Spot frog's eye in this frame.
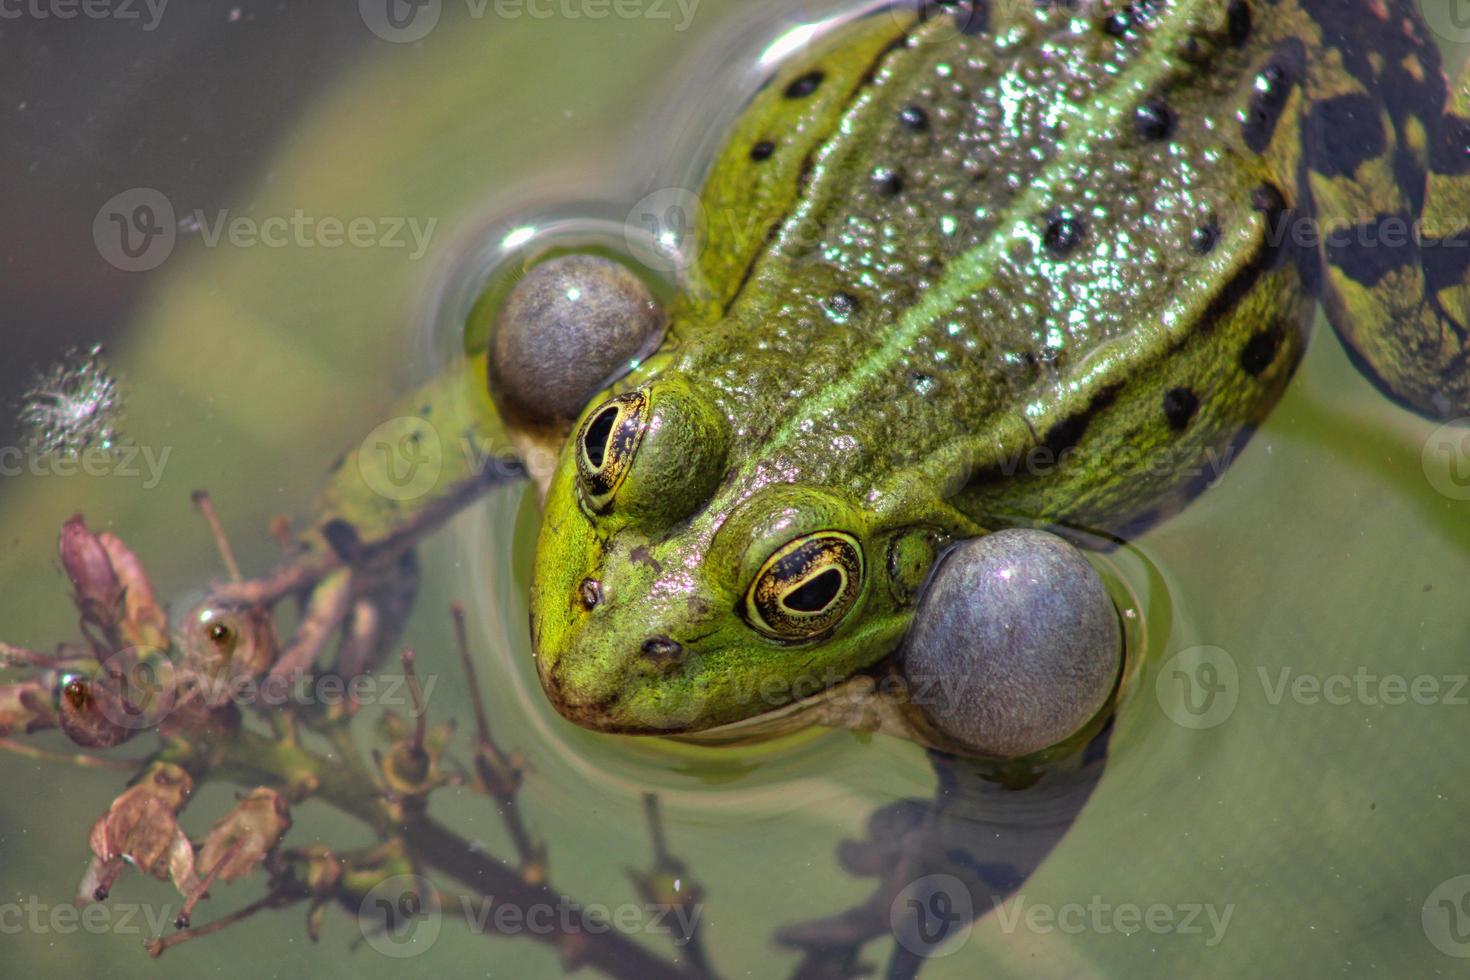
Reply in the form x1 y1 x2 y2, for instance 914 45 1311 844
575 380 729 522
575 390 650 512
745 531 864 641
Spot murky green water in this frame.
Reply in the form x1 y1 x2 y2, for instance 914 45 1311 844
3 2 1470 977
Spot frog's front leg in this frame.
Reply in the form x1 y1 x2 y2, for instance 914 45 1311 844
1301 11 1470 420
211 253 664 689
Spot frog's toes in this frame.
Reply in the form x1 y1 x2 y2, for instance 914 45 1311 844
489 254 664 427
901 529 1121 758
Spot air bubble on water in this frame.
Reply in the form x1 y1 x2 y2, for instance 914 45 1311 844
17 344 126 456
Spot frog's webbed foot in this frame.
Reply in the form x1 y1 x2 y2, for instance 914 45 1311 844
1302 12 1470 420
778 730 1113 974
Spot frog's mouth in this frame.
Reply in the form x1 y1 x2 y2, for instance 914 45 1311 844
539 645 949 750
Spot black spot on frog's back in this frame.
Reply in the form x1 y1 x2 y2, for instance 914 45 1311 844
1324 213 1417 288
1162 388 1200 430
1242 40 1305 154
1043 213 1086 255
1041 384 1122 454
1134 99 1175 141
784 70 825 99
899 104 930 132
1306 94 1386 179
1240 325 1284 377
1226 0 1251 47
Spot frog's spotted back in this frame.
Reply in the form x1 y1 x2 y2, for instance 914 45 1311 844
656 0 1470 534
674 0 1316 533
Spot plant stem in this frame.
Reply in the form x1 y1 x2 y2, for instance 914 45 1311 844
213 727 696 980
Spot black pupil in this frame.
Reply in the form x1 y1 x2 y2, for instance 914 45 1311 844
784 568 843 613
584 406 619 469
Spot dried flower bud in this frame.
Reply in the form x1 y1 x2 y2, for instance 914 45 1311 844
98 531 168 651
181 604 278 706
80 763 197 903
58 516 124 652
55 646 179 748
197 788 292 883
378 713 456 800
56 673 134 749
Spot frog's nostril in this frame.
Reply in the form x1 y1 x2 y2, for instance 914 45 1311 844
640 636 684 666
578 578 602 610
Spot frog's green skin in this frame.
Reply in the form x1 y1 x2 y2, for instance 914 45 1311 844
527 0 1470 736
299 0 1470 739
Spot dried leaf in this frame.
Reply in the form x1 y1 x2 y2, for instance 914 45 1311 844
197 788 292 883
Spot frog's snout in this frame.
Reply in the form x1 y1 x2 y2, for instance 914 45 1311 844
536 600 694 733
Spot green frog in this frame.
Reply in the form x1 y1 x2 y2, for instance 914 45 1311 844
269 0 1470 754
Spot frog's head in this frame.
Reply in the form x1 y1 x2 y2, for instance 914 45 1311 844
530 376 929 734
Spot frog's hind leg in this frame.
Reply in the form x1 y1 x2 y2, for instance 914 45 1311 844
1299 1 1470 420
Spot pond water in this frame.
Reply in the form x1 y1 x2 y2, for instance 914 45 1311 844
2 1 1469 977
